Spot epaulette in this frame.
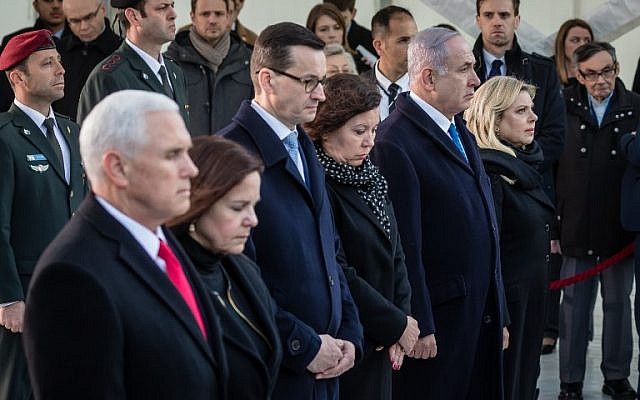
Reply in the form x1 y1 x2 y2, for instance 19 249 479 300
100 53 123 72
53 111 72 120
0 113 14 129
530 52 554 65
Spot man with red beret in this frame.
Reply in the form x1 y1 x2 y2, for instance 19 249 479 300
76 0 190 127
0 29 86 400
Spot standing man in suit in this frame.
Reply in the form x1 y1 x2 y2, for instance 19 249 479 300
0 29 85 400
219 22 363 400
371 27 508 400
76 0 190 126
361 6 417 121
23 90 227 399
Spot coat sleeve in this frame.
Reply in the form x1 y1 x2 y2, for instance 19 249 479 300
0 136 22 303
535 65 566 174
372 139 435 336
24 263 126 399
620 131 640 166
76 73 119 125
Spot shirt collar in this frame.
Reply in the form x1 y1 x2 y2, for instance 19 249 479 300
588 90 614 108
374 61 410 92
95 195 166 261
13 99 55 131
482 49 505 76
126 38 166 74
409 92 454 135
250 99 296 141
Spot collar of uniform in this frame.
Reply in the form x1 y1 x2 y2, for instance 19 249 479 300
409 92 454 137
13 99 56 135
250 99 296 141
125 37 167 79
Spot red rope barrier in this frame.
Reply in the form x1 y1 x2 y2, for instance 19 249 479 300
549 242 636 290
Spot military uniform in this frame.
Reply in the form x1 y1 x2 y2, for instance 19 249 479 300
77 42 190 126
0 105 85 400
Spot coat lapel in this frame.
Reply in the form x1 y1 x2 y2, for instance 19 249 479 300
122 42 165 93
9 105 67 184
82 196 216 366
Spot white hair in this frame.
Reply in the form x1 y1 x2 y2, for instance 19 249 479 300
79 90 180 184
408 27 459 81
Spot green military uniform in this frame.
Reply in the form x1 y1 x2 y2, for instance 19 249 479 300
0 104 85 399
77 42 190 126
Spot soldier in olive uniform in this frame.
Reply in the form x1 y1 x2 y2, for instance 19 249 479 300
77 0 190 127
0 30 86 400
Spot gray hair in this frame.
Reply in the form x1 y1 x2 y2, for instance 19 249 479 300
80 90 179 184
323 43 357 75
408 27 460 81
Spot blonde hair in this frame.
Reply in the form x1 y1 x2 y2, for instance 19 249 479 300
464 76 536 158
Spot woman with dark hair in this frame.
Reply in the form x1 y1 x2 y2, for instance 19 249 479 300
306 3 367 73
465 76 555 400
554 19 594 87
303 73 419 400
167 136 282 400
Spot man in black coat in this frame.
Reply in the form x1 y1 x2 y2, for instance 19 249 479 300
23 90 227 399
371 27 508 400
0 30 85 400
555 41 639 400
165 0 253 136
53 0 121 120
77 0 190 126
0 0 70 112
219 22 363 400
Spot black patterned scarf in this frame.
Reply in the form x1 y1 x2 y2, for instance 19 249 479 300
315 144 391 238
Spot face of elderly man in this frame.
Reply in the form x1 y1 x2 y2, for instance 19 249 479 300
430 35 481 119
575 50 618 102
122 111 198 229
63 0 106 43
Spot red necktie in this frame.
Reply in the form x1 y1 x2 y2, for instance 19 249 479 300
158 240 207 339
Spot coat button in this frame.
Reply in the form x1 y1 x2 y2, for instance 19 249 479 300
614 127 619 133
546 254 550 262
587 250 594 256
580 147 587 153
629 111 633 116
611 150 617 156
290 339 301 352
545 224 550 232
69 190 74 198
483 315 492 324
580 124 586 130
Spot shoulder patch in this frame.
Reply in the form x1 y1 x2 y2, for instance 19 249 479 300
101 54 122 72
53 111 71 120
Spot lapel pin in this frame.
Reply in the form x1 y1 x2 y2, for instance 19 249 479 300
30 164 49 173
173 72 177 80
142 72 149 80
23 128 31 136
66 126 71 135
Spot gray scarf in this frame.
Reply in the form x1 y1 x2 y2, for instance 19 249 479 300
188 25 230 74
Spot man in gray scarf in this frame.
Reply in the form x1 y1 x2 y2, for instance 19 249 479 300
166 0 253 136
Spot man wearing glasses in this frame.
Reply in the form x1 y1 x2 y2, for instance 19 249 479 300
555 41 640 400
54 0 121 120
219 22 363 400
76 0 190 128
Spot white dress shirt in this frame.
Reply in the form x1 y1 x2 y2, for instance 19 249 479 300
125 38 172 90
374 61 410 121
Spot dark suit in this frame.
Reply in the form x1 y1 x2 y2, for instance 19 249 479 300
76 42 190 126
347 20 375 56
23 195 227 399
325 177 411 400
219 101 363 400
371 93 507 400
0 105 85 400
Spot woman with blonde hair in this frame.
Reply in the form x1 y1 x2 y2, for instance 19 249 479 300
465 76 555 400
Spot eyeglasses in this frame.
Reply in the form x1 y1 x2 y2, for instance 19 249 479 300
263 67 326 93
67 3 102 25
578 65 617 81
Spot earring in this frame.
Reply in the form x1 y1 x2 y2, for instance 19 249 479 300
189 222 197 233
495 127 501 136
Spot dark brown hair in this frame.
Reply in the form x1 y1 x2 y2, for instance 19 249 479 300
167 136 263 227
323 0 355 12
303 73 381 140
371 5 413 39
306 3 348 48
574 41 617 66
476 0 519 16
554 19 594 85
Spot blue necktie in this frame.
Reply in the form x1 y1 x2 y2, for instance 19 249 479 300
488 59 503 79
283 131 305 181
448 123 468 163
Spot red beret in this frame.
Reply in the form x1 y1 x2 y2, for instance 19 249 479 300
0 29 56 71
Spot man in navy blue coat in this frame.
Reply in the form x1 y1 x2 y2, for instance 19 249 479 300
371 27 508 399
218 22 363 400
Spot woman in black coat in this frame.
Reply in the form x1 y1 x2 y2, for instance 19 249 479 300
303 74 419 400
465 76 555 400
168 136 282 400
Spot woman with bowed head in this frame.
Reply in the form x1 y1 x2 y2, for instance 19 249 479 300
465 76 555 400
303 73 419 400
167 136 282 400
